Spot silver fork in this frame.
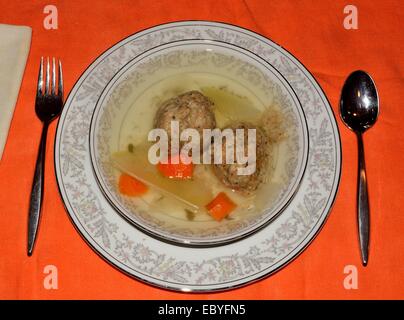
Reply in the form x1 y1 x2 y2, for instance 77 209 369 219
27 57 63 256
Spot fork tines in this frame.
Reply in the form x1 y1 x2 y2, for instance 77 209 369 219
37 57 63 99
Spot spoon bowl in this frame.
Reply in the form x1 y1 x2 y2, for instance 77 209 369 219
340 70 379 132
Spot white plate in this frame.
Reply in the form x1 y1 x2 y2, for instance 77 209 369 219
89 39 309 246
55 21 341 292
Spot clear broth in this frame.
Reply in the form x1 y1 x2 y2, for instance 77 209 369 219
112 72 286 223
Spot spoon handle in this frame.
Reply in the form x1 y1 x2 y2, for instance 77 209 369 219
357 132 370 266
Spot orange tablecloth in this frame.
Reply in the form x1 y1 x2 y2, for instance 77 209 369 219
0 0 403 299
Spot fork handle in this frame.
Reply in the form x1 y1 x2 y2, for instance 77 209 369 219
27 122 49 256
357 132 370 266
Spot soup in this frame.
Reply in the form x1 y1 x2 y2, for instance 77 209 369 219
111 72 286 224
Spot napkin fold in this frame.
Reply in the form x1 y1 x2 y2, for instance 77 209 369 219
0 24 31 161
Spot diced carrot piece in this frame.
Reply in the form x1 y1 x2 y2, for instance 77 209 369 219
118 173 148 196
157 153 193 179
206 192 236 221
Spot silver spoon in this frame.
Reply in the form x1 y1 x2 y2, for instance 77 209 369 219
340 70 379 266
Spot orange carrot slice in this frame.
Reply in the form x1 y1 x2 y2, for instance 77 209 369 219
206 192 236 221
157 154 193 179
118 173 148 196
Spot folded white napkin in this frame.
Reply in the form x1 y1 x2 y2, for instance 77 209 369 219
0 24 31 161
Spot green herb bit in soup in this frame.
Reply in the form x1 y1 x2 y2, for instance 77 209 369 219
185 209 195 221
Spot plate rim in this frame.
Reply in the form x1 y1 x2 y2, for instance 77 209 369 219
54 20 342 292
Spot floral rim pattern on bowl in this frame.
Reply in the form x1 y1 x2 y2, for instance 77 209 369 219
55 21 341 292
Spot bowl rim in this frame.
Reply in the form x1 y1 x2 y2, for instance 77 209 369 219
88 38 310 247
